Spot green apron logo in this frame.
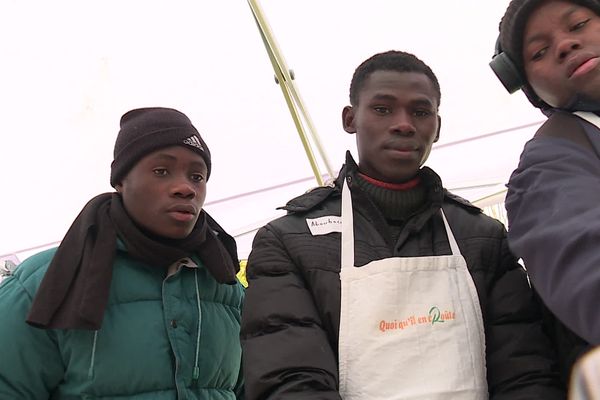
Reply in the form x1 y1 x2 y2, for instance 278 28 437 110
429 306 444 325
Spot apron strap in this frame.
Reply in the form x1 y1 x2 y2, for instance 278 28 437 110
341 177 354 270
440 209 461 256
574 111 600 129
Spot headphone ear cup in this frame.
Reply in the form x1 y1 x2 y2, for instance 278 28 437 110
490 35 525 94
489 52 525 94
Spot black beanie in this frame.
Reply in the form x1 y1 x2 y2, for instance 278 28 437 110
499 0 600 108
110 107 211 187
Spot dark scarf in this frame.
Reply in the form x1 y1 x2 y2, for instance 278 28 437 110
26 193 239 330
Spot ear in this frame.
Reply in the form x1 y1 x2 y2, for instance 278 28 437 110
342 105 356 134
434 115 441 143
115 183 123 193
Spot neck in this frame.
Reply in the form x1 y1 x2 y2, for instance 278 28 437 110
355 172 426 223
358 172 421 190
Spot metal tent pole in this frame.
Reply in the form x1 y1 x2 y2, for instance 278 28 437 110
247 0 334 185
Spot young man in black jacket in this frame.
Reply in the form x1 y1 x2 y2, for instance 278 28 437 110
242 50 564 399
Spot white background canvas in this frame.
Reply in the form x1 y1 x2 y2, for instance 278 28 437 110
0 0 542 260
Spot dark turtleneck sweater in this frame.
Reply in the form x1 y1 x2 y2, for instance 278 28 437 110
356 172 429 245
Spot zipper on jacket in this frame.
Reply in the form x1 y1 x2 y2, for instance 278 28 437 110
162 274 184 398
87 330 98 379
192 269 202 382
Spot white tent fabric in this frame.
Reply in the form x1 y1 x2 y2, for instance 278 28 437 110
0 0 543 261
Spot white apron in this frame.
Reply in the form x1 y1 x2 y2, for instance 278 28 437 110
338 179 488 400
574 111 600 131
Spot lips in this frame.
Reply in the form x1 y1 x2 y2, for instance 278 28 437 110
567 54 599 78
166 204 198 216
385 140 419 152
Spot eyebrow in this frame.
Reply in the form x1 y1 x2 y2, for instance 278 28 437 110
371 94 397 102
153 153 177 161
525 6 580 45
152 153 207 169
411 98 435 108
370 93 435 107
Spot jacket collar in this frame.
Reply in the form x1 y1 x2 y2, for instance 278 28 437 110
280 151 354 213
281 150 480 214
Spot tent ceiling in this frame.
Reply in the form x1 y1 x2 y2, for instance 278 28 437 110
0 0 539 259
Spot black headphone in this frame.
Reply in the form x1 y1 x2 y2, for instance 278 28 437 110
489 35 551 110
489 36 525 94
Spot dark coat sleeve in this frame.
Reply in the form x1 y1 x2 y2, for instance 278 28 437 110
506 136 600 345
240 225 341 400
483 232 565 399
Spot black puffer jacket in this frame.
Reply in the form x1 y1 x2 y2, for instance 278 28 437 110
241 155 564 400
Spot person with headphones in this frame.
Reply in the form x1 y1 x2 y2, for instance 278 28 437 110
490 0 600 369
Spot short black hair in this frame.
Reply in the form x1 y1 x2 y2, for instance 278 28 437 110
349 50 441 107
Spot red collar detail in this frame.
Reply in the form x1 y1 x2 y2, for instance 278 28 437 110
358 172 421 190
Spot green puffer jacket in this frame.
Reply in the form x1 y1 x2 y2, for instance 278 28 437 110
0 246 245 399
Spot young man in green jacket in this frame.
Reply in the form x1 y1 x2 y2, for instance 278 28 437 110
0 107 244 399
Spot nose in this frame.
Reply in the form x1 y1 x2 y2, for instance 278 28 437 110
390 110 416 136
556 36 582 60
171 178 196 199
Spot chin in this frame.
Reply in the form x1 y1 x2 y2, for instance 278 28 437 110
144 226 192 241
168 230 194 240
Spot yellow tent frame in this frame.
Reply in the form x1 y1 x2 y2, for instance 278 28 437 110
247 0 334 185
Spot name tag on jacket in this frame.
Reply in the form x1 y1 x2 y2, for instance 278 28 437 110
306 216 342 236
